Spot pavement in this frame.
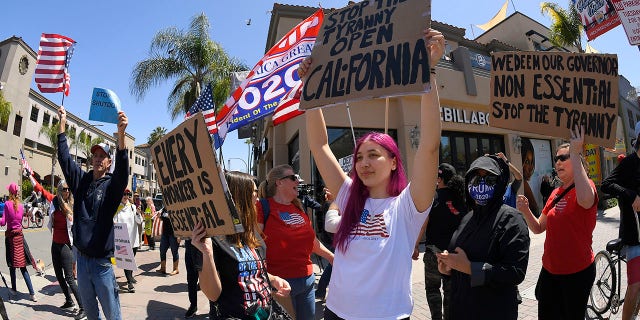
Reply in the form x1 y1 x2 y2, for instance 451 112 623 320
0 205 626 319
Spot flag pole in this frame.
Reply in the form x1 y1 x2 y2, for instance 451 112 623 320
384 98 389 134
346 103 356 148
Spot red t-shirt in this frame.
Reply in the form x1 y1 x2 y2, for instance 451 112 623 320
52 210 71 245
256 198 315 279
541 180 598 275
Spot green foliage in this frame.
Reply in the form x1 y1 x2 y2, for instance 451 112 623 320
147 126 167 145
540 1 584 52
130 13 248 120
21 179 33 200
0 91 12 127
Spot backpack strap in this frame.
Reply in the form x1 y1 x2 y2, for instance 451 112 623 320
259 198 270 227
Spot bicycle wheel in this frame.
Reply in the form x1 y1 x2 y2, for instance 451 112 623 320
21 215 30 229
589 250 616 314
35 212 44 228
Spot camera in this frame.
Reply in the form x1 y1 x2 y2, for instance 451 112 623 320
297 184 315 197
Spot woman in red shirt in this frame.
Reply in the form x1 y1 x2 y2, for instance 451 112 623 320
257 164 334 319
47 180 84 319
517 126 597 319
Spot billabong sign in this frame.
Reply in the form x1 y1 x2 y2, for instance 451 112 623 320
301 0 432 110
490 51 619 147
151 114 243 237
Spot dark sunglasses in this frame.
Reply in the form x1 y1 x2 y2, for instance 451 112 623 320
124 193 132 196
280 174 298 182
62 187 70 192
554 154 570 162
470 175 499 187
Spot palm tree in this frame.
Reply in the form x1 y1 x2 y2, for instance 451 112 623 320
39 123 60 193
147 126 167 145
0 91 11 130
540 1 584 53
130 13 248 120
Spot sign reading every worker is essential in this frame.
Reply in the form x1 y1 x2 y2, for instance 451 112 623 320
151 113 243 237
300 0 432 110
490 51 619 147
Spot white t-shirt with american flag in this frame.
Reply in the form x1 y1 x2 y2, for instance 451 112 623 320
327 178 430 320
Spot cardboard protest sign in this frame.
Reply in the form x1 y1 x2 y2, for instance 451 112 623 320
89 88 121 124
490 51 619 147
151 113 244 237
114 223 136 271
300 0 431 110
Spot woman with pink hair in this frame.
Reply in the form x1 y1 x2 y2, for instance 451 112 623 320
1 183 37 302
300 28 444 319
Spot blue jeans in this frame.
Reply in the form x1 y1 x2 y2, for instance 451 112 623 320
9 267 34 295
285 273 315 320
76 252 121 320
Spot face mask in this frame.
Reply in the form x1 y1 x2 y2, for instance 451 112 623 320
468 177 496 206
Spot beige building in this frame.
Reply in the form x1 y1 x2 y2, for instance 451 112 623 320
0 36 158 197
251 4 639 208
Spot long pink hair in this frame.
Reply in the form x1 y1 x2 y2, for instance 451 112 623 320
334 132 407 252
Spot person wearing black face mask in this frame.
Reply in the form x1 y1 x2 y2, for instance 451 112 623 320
436 155 530 320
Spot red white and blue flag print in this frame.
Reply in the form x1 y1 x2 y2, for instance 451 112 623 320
35 33 76 96
210 9 324 149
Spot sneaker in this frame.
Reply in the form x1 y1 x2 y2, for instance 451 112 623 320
118 284 130 293
30 294 37 302
185 305 197 318
74 309 86 320
60 300 76 309
127 284 135 293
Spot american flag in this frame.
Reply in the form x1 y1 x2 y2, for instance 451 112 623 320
272 81 305 126
185 83 217 133
34 33 76 96
278 212 305 226
353 213 390 238
115 245 128 256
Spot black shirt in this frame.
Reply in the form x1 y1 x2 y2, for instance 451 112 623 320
602 152 640 245
425 188 467 251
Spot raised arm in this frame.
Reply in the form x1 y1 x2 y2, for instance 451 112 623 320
300 58 348 195
409 28 444 212
570 126 595 209
191 222 222 301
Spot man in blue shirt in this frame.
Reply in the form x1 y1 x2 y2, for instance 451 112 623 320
57 106 129 320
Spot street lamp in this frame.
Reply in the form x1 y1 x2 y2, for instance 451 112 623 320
75 124 103 164
227 158 248 173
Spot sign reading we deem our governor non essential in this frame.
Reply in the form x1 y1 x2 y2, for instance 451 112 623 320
151 113 243 237
300 0 432 110
490 51 619 148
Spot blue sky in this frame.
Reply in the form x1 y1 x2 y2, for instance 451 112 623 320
2 0 638 173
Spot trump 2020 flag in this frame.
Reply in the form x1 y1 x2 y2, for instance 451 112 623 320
210 9 324 149
89 88 122 124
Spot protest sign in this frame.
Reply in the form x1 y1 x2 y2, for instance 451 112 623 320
573 0 621 40
114 223 136 271
89 87 121 124
151 113 243 237
490 51 619 147
300 0 432 110
584 144 603 185
611 0 640 45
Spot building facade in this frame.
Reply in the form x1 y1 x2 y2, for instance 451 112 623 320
251 4 639 210
0 36 158 197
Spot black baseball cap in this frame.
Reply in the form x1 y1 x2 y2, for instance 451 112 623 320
438 163 456 183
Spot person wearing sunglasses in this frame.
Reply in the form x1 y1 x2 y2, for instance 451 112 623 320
516 126 597 319
256 164 334 319
436 154 530 320
600 121 640 320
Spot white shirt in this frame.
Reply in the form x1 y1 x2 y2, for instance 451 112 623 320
113 202 142 248
326 179 430 320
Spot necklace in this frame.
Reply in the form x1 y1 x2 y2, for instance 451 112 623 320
361 198 388 223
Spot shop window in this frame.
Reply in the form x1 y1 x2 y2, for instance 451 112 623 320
440 136 451 164
288 134 300 173
442 131 505 173
12 115 22 136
